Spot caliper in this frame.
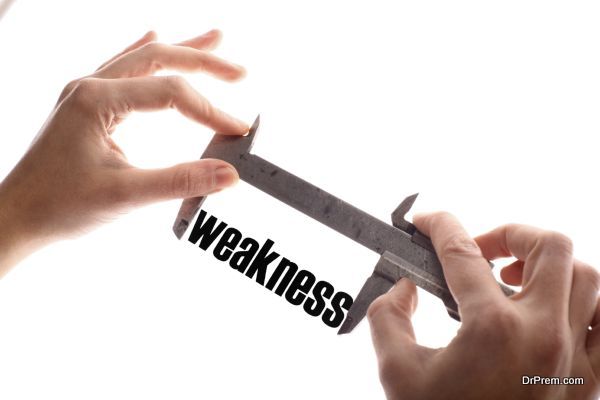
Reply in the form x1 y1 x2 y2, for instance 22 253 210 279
173 116 515 334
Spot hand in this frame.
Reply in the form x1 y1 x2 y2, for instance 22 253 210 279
0 30 248 274
367 212 600 400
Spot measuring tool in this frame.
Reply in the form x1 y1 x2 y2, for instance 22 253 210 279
173 116 515 334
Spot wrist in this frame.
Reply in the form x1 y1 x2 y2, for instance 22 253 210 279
0 179 41 276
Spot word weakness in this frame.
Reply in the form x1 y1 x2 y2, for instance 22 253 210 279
188 210 354 328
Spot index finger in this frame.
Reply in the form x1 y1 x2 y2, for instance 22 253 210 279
412 212 505 314
68 76 248 135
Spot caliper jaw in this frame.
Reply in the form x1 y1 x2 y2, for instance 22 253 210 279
337 194 460 335
172 116 261 239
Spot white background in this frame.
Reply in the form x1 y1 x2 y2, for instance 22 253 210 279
0 1 599 399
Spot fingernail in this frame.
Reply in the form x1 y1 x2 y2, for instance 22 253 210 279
203 29 222 48
224 64 247 81
235 64 247 76
206 29 221 37
144 30 157 40
237 119 250 133
214 165 239 188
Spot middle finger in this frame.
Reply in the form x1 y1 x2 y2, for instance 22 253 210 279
94 42 245 81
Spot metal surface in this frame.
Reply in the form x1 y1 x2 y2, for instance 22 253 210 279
339 251 461 334
174 115 515 333
337 253 402 334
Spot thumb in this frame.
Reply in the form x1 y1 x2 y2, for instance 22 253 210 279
367 279 432 388
126 158 239 204
367 278 419 352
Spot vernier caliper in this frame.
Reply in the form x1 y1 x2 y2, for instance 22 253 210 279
173 116 515 334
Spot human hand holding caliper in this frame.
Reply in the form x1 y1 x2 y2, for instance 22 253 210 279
368 212 600 400
0 30 247 274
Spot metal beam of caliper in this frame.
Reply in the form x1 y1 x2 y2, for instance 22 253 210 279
173 116 515 334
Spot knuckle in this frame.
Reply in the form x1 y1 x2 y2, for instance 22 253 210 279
141 41 165 55
74 77 97 93
575 262 600 289
366 296 388 322
538 231 573 256
169 166 214 198
171 166 193 198
66 78 101 109
430 210 452 219
164 75 187 93
502 223 523 234
530 324 570 370
159 76 189 109
488 306 521 338
140 42 166 72
468 304 521 342
440 235 481 262
163 76 191 109
59 79 81 102
367 294 412 323
426 211 453 225
200 99 216 122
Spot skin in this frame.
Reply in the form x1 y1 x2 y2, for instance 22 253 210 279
0 29 248 275
1 30 598 399
368 212 600 399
